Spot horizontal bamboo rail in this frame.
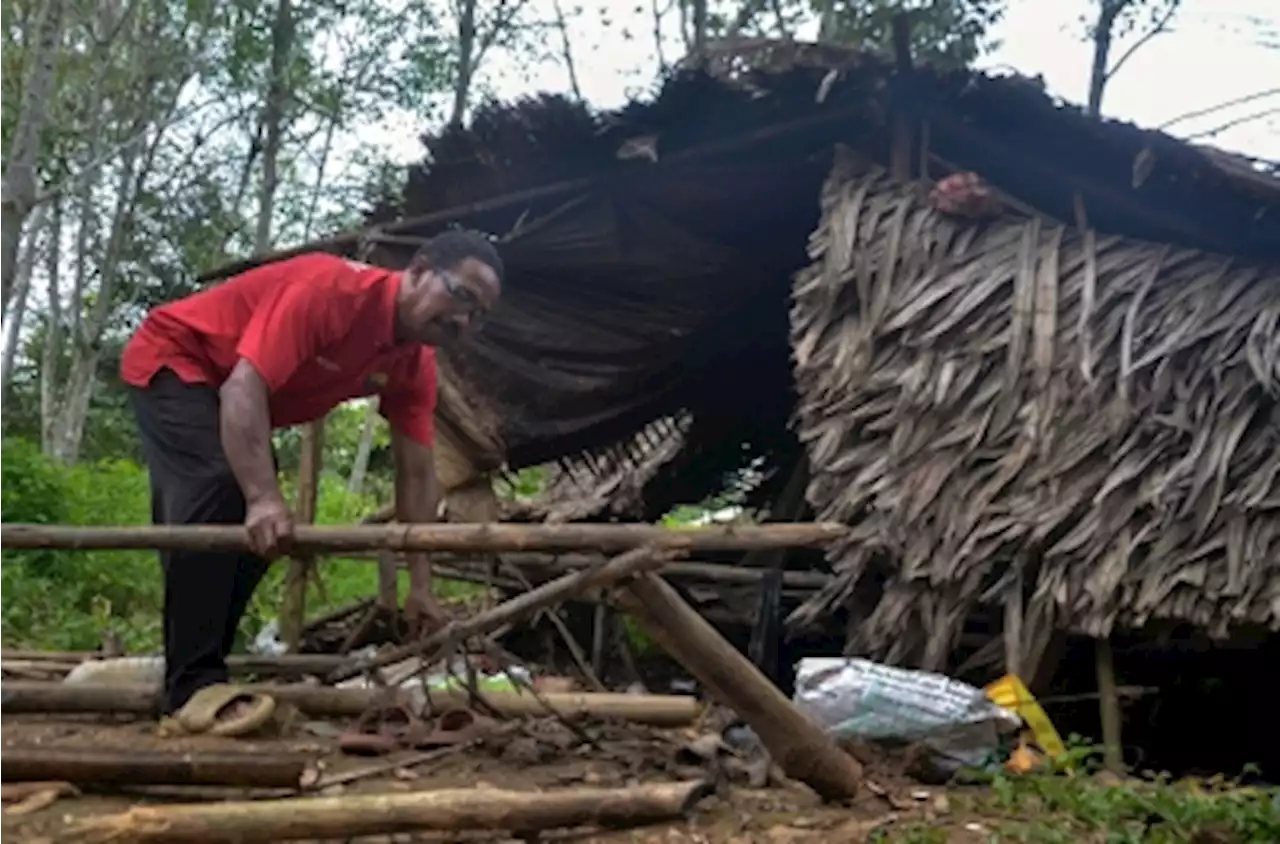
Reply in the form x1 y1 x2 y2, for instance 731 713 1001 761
348 551 834 589
0 522 847 553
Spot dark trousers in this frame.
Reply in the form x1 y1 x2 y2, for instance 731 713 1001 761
128 370 270 715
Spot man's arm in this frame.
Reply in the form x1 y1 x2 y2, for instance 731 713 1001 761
391 429 447 633
220 360 283 506
222 257 358 556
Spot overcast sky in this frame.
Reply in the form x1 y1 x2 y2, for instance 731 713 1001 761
362 0 1278 166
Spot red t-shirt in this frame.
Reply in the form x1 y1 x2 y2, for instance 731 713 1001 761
120 252 437 446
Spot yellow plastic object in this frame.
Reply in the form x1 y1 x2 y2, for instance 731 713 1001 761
985 674 1066 759
1005 733 1047 774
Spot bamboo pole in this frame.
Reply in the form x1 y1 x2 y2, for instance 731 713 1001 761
0 652 350 677
68 780 712 842
280 419 325 650
367 551 834 588
0 522 848 553
2 747 310 789
615 573 864 802
0 682 700 726
328 546 673 682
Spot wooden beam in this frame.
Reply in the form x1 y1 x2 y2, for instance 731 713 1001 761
1094 636 1124 774
280 419 325 650
614 573 863 802
2 748 311 789
67 781 712 842
0 522 848 553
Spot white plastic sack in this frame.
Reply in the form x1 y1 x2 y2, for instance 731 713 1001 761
793 657 1021 772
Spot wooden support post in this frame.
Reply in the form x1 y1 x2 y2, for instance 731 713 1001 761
1094 636 1124 774
68 780 712 843
591 601 612 681
1003 566 1025 678
376 550 399 609
614 573 863 802
280 419 325 651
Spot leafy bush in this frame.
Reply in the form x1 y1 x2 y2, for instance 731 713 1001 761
1 438 396 652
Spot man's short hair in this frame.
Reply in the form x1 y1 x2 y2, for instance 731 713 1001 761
412 229 504 286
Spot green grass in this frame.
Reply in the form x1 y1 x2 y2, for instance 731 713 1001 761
876 750 1279 844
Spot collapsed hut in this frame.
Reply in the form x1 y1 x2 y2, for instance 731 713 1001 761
199 40 1280 771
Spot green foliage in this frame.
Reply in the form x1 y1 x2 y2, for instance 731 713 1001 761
0 438 420 652
2 438 158 650
495 465 549 501
819 0 1006 69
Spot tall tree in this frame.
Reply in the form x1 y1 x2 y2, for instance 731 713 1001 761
1085 0 1182 116
1 0 65 315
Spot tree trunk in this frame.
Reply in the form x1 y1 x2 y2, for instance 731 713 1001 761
48 126 147 464
346 399 379 495
551 0 582 100
39 198 64 454
0 0 64 314
0 204 47 395
1087 1 1128 117
254 0 293 255
450 0 478 128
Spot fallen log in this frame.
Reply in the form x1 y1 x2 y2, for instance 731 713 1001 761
0 681 700 726
615 573 864 802
329 546 673 682
0 521 847 553
67 780 713 842
2 747 310 789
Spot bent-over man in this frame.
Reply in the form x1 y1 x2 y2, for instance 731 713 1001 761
119 230 503 718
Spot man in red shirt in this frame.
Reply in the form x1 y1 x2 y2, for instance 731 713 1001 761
120 230 503 717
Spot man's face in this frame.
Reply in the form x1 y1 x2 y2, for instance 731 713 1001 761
396 256 501 347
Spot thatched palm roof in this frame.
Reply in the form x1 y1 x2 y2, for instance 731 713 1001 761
202 42 1279 651
348 41 1278 486
789 148 1279 670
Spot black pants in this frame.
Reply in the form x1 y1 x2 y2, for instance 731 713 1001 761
129 370 270 715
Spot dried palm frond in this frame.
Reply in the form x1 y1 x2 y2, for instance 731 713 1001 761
789 147 1280 670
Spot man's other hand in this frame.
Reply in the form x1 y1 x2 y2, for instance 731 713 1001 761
245 494 295 559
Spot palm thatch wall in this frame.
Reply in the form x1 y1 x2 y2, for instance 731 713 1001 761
789 147 1280 672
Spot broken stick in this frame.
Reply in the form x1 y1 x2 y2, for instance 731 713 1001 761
329 545 673 682
1 747 311 789
68 780 713 842
615 572 864 802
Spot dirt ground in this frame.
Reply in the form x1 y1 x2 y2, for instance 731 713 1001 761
0 712 999 843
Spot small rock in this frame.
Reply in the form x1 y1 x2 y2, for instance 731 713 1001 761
933 793 951 814
910 789 931 801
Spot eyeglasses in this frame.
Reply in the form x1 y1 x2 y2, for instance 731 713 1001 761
438 270 488 324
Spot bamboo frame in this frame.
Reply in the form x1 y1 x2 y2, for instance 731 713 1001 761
0 521 848 553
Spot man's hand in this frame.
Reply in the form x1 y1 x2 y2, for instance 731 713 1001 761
245 493 295 560
404 582 451 640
